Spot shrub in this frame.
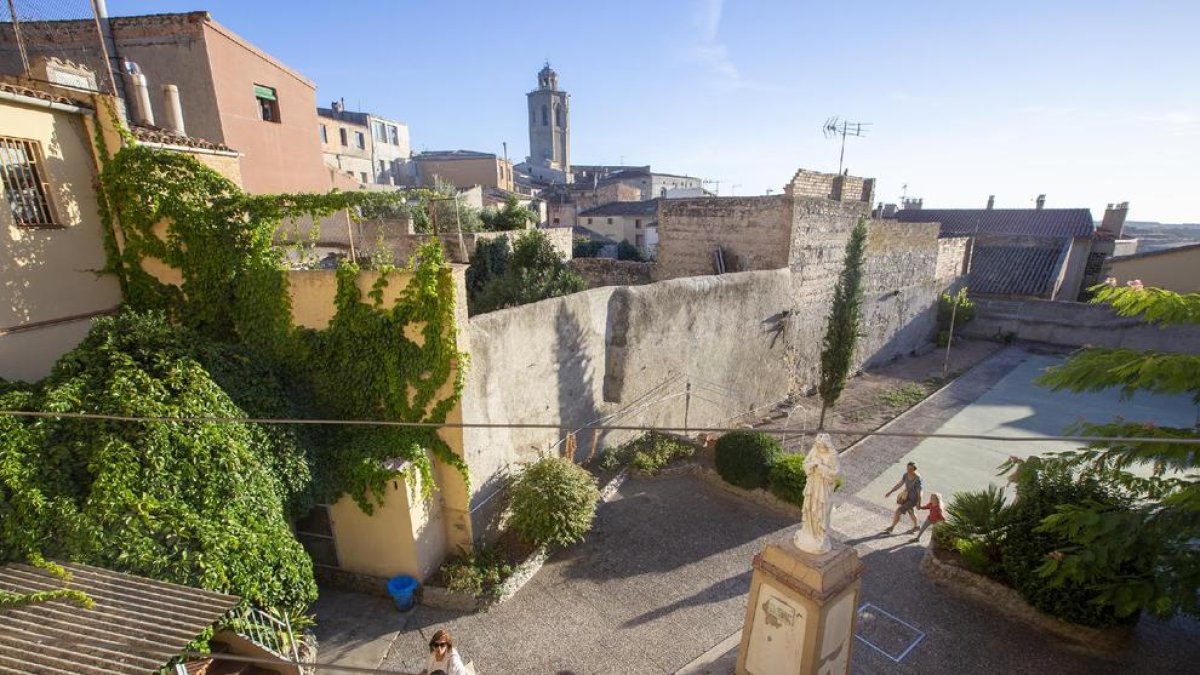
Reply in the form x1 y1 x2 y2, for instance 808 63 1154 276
616 240 645 261
437 544 514 598
1000 458 1139 628
944 484 1011 577
600 432 694 475
931 521 957 554
471 230 586 314
509 458 599 548
714 431 782 490
768 454 807 505
937 287 976 346
573 238 604 258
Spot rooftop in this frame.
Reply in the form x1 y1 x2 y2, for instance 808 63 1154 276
579 199 660 217
0 562 240 675
0 80 91 108
130 124 237 154
968 241 1067 297
414 149 499 161
896 208 1095 239
1110 241 1200 261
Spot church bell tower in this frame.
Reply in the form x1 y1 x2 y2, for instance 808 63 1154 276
527 63 570 176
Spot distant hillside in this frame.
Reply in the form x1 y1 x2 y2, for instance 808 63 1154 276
1121 221 1200 254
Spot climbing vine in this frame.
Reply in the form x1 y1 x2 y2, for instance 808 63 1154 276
0 123 471 615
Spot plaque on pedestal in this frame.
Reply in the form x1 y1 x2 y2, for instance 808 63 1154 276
736 542 864 675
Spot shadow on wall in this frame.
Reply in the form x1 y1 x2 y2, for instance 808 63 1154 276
556 303 603 462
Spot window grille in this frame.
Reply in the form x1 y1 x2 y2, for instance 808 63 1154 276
0 137 58 227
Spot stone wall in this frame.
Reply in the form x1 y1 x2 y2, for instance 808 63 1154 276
569 258 654 287
964 297 1200 351
784 168 875 204
461 219 957 534
936 237 970 281
655 195 792 279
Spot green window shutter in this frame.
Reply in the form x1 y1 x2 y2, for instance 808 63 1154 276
254 84 277 101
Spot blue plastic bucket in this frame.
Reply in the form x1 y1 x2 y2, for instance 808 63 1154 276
386 575 418 611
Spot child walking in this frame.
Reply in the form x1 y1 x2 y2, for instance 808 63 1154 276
913 492 944 542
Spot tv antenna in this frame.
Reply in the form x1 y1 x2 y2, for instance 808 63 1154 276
823 117 871 175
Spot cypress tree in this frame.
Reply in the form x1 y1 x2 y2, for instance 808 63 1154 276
818 216 868 428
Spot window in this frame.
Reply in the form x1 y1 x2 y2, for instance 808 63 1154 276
355 131 365 149
254 84 279 123
378 160 386 180
607 218 613 224
635 219 642 229
636 235 644 248
555 104 563 128
553 217 560 225
541 104 548 126
359 172 367 183
319 124 327 143
388 125 399 145
339 128 348 146
1 137 58 227
373 121 386 141
587 217 592 225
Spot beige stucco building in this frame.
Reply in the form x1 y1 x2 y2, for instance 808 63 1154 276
0 82 122 382
414 150 514 192
1105 243 1200 293
578 199 660 255
318 99 410 186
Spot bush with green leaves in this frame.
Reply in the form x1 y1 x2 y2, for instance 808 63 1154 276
616 240 645 262
767 454 807 505
0 311 316 613
480 195 537 232
818 217 868 427
942 484 1011 577
437 544 514 598
509 457 599 548
573 238 604 258
999 457 1140 628
937 287 976 347
598 432 694 475
715 431 782 490
470 230 586 314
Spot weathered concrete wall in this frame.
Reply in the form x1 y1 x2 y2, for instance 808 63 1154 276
656 195 792 279
462 222 956 534
460 288 618 531
1106 245 1200 293
963 297 1200 351
569 258 654 287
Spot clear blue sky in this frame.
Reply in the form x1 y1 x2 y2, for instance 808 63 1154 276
108 0 1199 223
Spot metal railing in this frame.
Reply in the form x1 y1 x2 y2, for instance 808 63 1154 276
228 605 302 665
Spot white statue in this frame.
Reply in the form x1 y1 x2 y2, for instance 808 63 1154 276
794 433 841 554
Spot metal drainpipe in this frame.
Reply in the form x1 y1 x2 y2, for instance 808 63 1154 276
91 0 132 106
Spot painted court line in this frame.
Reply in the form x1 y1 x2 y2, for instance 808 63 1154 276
855 602 926 663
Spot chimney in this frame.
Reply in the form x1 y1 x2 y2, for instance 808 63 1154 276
1035 194 1046 210
162 84 185 135
123 70 154 126
902 197 923 211
332 98 343 113
986 195 995 210
1099 201 1130 238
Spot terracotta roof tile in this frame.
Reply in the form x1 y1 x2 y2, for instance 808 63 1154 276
0 81 92 108
0 562 240 675
130 124 237 153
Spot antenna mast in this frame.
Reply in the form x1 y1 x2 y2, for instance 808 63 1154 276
822 117 871 174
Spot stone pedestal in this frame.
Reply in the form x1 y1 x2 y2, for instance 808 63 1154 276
736 542 864 675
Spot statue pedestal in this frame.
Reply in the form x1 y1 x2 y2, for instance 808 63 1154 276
736 542 864 675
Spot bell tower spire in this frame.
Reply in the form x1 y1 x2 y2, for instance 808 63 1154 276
527 63 570 180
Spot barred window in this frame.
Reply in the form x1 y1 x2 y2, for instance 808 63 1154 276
1 137 58 227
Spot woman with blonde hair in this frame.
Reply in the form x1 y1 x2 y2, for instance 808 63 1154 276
423 629 467 675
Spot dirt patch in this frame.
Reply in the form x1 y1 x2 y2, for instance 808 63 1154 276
757 338 1003 453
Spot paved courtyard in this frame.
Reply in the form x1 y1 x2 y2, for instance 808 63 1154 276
315 345 1200 674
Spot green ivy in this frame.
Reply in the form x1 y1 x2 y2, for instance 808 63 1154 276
0 128 470 616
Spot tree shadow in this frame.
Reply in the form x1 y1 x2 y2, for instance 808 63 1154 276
622 570 752 627
555 302 604 462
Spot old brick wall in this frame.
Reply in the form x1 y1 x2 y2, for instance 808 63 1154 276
569 258 654 287
655 195 792 279
784 168 875 204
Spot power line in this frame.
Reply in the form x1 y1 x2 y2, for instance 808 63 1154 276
1 409 1196 445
